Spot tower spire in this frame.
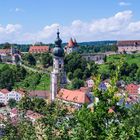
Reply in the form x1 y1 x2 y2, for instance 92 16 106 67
57 28 60 38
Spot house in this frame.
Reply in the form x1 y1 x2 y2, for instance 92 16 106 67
103 79 111 88
0 49 11 59
0 47 21 64
126 83 139 95
9 108 43 124
117 40 140 53
65 38 79 54
99 82 107 91
0 89 10 104
86 78 94 88
25 110 43 123
10 108 18 118
56 88 91 108
29 46 50 54
116 80 126 88
0 89 25 105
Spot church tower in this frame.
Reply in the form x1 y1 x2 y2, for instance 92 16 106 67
50 30 67 102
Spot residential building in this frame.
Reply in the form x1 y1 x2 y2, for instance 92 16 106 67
126 83 139 95
99 82 107 91
9 108 43 124
56 88 91 107
0 89 10 104
0 46 21 64
0 89 24 105
117 40 140 53
29 46 50 53
65 38 79 54
25 110 43 123
86 78 94 88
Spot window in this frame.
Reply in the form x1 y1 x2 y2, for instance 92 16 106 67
59 64 61 68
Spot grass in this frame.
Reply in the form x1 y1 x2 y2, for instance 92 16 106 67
98 53 140 73
14 73 50 91
35 74 50 90
107 54 140 67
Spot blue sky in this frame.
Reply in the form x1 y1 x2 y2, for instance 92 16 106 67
0 0 140 43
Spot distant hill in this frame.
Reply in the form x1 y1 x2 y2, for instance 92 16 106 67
78 40 117 46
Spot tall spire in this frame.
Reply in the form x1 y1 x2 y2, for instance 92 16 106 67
57 28 60 39
53 30 64 57
55 29 62 48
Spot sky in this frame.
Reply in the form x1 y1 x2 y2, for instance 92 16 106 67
0 0 140 43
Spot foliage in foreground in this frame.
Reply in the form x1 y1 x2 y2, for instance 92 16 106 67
2 61 140 140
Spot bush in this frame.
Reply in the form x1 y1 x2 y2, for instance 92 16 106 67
71 78 84 89
67 72 73 80
8 98 17 108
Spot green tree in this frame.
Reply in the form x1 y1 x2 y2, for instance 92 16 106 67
41 53 53 68
136 68 140 83
71 78 84 89
8 98 17 108
26 54 36 65
73 68 83 79
67 72 73 80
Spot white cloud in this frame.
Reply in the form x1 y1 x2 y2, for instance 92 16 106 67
10 8 24 13
127 21 140 32
1 10 140 43
0 24 22 34
119 1 131 6
0 24 22 43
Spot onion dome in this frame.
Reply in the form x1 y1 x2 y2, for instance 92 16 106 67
53 30 64 57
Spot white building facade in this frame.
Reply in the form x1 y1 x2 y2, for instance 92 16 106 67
0 89 24 105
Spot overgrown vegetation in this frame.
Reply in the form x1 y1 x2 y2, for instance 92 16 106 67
2 60 140 139
78 45 118 53
64 52 98 89
0 63 50 90
98 54 140 83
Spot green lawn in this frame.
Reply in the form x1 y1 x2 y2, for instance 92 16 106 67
98 53 140 73
107 53 140 67
14 73 50 91
35 74 50 90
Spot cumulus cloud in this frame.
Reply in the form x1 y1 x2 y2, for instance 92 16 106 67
0 24 22 43
1 10 140 43
119 1 131 6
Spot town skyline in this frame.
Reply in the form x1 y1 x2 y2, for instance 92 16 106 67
0 0 140 43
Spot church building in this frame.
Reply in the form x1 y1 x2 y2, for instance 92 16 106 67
50 31 92 108
50 30 67 102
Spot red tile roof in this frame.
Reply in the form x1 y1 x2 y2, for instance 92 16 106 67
0 49 11 54
0 89 10 94
10 108 18 115
26 110 43 120
126 84 139 95
16 90 25 96
57 88 90 104
29 46 49 53
117 40 140 46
